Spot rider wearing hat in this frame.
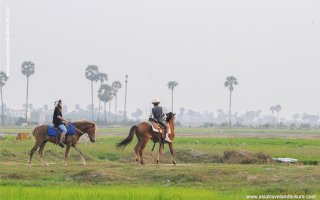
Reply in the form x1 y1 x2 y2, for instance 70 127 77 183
52 99 69 147
150 98 172 143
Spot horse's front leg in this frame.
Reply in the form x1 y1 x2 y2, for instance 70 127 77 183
156 142 163 165
63 145 71 166
168 142 176 165
73 144 86 166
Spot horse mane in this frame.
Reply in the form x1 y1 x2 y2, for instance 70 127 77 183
73 120 96 128
166 112 174 122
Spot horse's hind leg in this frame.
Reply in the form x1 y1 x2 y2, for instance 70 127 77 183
139 141 147 165
134 143 141 163
27 142 41 167
39 142 49 166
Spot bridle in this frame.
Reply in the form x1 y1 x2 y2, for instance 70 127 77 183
69 123 95 142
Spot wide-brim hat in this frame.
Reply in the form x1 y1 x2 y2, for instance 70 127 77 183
152 98 160 104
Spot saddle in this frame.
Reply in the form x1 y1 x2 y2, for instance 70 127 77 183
47 123 75 145
148 118 170 139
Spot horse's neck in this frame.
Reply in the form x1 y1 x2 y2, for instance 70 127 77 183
73 123 85 137
168 121 175 134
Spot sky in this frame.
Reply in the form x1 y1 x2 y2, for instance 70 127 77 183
0 0 319 119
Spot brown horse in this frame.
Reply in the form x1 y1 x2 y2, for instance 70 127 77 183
28 120 96 167
117 112 176 165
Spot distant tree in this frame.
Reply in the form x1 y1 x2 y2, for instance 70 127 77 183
0 71 9 125
179 107 185 122
131 108 143 120
97 72 108 122
85 65 99 121
63 105 68 114
75 104 82 112
21 61 35 123
167 81 178 112
43 104 49 111
98 84 113 125
274 105 282 127
224 76 238 126
111 81 122 122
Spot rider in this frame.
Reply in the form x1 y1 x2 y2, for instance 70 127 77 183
150 98 172 143
52 99 69 147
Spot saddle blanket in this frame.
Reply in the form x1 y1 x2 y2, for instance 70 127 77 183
147 121 171 134
47 124 76 137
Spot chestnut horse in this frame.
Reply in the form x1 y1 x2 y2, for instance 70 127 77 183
117 112 176 165
28 120 96 167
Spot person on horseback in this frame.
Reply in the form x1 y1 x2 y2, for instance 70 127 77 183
52 99 69 148
150 98 172 143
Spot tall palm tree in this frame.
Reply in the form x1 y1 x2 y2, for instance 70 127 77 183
274 104 282 128
21 61 35 123
85 65 99 121
270 106 276 127
97 72 108 122
111 81 122 122
0 71 9 125
167 81 178 112
98 84 113 125
224 76 238 126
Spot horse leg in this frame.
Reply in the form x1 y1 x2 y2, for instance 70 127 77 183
156 142 163 165
63 145 71 166
134 143 141 163
39 142 49 167
139 141 147 165
27 142 41 167
168 142 176 165
73 144 86 166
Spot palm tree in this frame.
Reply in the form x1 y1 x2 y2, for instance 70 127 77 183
111 81 122 122
85 65 99 121
21 61 35 123
274 104 282 128
0 71 9 125
97 72 108 122
167 81 178 112
98 84 113 125
224 76 238 126
270 106 276 127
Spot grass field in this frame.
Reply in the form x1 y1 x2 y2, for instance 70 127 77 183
0 128 319 199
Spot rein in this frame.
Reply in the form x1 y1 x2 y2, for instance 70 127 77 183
68 123 94 141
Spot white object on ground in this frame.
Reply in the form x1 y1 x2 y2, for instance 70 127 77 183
272 157 298 163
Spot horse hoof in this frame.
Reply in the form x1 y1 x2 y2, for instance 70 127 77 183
172 160 177 165
63 163 67 166
27 163 32 167
140 161 145 165
156 160 159 165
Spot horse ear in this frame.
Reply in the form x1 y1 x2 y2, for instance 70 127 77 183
174 113 176 116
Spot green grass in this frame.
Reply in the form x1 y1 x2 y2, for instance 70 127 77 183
1 134 320 199
0 185 250 200
1 126 320 134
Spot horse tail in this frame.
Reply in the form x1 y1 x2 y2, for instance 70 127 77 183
116 126 138 150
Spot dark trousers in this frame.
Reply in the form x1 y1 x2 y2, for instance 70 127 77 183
157 120 167 133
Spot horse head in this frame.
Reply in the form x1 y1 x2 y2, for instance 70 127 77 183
166 112 176 122
86 123 96 143
74 120 96 143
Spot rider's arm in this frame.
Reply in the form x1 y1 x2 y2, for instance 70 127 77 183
57 116 68 123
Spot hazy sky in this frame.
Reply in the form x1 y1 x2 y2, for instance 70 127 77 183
0 0 319 119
